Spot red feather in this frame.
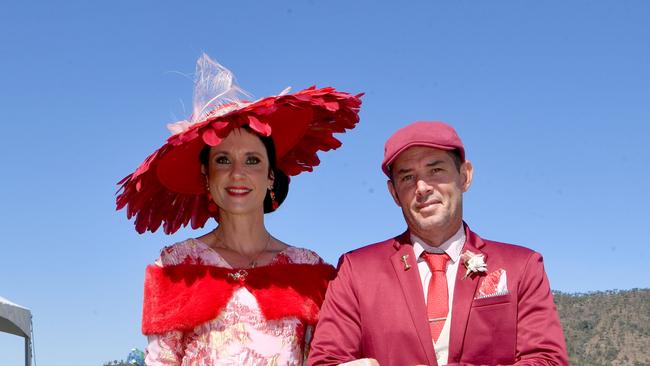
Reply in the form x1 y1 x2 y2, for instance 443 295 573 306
116 87 362 234
142 263 335 334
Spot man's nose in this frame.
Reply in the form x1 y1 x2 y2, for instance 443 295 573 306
415 179 433 198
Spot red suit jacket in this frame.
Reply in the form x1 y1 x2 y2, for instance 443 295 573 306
308 224 568 366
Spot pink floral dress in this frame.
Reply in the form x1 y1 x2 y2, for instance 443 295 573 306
144 239 324 366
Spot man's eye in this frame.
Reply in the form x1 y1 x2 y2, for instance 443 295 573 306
215 156 230 164
401 175 414 182
246 156 261 164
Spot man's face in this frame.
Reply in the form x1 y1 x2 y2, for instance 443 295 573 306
387 146 473 245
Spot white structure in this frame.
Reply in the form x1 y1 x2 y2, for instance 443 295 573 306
0 296 33 366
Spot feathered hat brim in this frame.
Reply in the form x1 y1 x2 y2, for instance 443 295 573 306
116 86 362 234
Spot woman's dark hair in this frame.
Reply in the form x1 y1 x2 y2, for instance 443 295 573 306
199 128 289 213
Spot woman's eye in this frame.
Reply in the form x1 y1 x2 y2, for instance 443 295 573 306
215 156 230 164
246 156 261 165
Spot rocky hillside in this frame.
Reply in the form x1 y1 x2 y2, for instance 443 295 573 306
554 288 650 366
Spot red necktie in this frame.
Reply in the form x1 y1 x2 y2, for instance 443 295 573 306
422 252 450 343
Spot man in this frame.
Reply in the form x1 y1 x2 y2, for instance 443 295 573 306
308 121 568 366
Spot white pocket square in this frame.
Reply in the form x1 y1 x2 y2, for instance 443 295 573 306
475 268 508 299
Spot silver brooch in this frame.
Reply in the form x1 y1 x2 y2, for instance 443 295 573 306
227 269 248 281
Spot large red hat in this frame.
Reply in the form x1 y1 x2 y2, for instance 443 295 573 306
116 55 363 234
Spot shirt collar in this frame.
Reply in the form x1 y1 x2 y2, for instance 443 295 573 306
412 225 466 264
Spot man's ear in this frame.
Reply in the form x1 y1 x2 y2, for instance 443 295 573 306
460 160 473 192
387 180 402 207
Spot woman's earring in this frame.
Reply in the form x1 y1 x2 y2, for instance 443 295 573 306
269 188 279 210
206 183 218 213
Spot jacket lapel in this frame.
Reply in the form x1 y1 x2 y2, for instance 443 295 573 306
448 224 486 363
390 233 438 366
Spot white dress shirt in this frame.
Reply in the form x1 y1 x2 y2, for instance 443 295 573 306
412 225 466 366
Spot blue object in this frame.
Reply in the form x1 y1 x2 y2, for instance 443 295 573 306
126 348 145 366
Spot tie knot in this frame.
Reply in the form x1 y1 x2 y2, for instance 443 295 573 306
422 252 450 272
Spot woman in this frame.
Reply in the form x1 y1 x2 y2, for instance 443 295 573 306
116 54 362 365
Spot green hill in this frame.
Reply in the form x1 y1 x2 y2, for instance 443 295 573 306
554 288 650 366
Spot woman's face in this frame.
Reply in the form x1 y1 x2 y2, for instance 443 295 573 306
205 128 273 216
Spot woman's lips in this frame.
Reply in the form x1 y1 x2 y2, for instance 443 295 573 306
225 186 252 196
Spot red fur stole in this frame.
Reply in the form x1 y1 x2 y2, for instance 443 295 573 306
142 263 335 335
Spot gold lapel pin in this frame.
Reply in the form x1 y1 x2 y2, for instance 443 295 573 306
401 254 411 271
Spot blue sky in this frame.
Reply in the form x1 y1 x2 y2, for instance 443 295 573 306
1 1 649 364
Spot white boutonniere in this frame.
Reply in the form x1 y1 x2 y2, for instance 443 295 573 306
461 250 487 279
